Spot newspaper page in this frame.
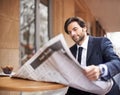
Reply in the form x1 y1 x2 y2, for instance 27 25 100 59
12 34 113 95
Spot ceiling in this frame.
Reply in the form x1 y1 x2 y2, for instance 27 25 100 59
84 0 120 32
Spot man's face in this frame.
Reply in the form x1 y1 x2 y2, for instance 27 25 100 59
67 21 86 45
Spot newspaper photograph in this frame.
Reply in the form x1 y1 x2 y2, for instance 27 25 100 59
12 34 113 95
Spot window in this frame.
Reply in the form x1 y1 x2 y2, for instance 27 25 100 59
20 0 49 65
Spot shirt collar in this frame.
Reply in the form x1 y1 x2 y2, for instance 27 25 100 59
77 36 89 50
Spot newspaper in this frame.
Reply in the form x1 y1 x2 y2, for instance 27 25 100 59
12 34 113 95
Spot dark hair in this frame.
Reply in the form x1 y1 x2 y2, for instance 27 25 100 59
64 17 86 34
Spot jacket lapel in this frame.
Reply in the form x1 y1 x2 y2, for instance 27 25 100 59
86 36 94 65
70 44 77 58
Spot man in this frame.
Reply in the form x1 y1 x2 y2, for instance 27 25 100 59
64 17 120 95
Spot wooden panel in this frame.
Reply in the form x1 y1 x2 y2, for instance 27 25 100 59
0 1 20 95
0 0 19 20
0 0 19 67
52 0 64 36
0 0 19 49
0 17 19 49
63 0 75 18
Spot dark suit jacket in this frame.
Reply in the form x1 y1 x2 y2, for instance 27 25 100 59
70 36 120 79
67 36 120 95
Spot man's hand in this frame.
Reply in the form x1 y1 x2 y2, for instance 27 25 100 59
83 65 101 81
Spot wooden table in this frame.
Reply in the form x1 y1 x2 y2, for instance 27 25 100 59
0 77 66 92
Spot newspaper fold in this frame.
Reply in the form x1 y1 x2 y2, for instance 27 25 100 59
12 34 113 95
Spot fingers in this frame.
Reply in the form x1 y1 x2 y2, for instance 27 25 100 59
83 65 100 81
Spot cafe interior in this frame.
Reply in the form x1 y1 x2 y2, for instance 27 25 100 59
0 0 120 95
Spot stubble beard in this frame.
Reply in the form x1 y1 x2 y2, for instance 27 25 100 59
73 34 85 45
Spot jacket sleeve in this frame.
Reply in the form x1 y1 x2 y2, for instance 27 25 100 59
101 37 120 80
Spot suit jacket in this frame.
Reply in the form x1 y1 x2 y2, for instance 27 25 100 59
67 36 120 95
70 36 120 80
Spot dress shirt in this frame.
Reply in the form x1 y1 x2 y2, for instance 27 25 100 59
76 36 108 77
76 36 89 67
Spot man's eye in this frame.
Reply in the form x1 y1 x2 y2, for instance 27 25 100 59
73 29 76 32
73 28 77 31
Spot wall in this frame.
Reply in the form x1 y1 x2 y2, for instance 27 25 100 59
0 0 19 71
0 0 20 95
51 0 96 47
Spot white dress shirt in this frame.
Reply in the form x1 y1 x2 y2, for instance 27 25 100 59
76 36 89 67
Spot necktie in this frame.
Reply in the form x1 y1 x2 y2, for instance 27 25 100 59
78 47 83 64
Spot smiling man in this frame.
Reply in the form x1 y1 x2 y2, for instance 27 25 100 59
64 17 120 95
